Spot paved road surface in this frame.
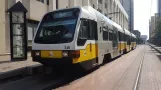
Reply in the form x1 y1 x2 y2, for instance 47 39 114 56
1 45 161 90
56 45 161 90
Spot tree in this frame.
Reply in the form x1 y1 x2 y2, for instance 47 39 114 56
153 18 161 45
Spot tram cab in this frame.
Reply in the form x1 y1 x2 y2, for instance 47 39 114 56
32 6 137 70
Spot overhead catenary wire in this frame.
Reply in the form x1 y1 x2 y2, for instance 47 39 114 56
149 0 154 20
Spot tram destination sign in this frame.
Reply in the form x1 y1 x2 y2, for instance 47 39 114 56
53 8 80 19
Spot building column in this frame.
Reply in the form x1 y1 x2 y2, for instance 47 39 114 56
69 0 75 8
92 0 98 9
0 0 7 54
102 0 105 14
48 0 56 11
82 0 90 6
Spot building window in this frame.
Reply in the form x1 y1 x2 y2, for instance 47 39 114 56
99 0 102 4
98 8 102 13
105 13 107 16
41 0 44 3
47 0 49 5
93 4 95 9
105 3 107 8
37 0 44 3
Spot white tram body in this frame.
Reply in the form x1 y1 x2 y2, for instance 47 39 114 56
32 6 137 70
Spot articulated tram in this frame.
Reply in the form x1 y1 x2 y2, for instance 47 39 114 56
32 6 137 70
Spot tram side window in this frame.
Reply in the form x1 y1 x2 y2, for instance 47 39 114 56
113 27 118 42
131 37 133 42
89 20 97 40
103 26 109 40
80 20 88 39
127 35 131 45
113 31 117 41
109 29 113 41
118 32 121 41
133 38 135 42
121 33 124 41
78 19 98 46
131 37 134 42
125 35 128 42
77 19 89 46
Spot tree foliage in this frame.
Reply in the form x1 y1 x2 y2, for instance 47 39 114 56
151 18 161 45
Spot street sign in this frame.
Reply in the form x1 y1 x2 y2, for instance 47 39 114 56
7 1 28 61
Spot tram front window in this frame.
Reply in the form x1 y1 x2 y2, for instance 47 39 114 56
34 19 77 44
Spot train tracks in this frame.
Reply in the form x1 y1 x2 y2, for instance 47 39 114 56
0 63 96 90
0 45 147 90
133 47 145 90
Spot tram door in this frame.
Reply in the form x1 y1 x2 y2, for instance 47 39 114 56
113 27 119 57
96 19 104 64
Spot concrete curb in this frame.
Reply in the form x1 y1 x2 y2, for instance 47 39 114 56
0 64 42 80
0 52 31 57
0 67 27 80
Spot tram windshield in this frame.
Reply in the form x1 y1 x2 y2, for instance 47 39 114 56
34 9 80 44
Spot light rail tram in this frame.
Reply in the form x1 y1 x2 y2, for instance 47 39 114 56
32 6 137 70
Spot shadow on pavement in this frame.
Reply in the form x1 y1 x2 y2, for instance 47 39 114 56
149 46 161 61
0 60 11 64
45 66 98 90
0 64 98 90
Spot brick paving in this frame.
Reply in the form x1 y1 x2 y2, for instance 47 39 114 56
138 45 161 90
56 45 161 90
56 46 144 90
1 45 161 90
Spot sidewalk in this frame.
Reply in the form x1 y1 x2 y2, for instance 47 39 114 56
138 45 161 90
0 53 39 74
148 43 161 53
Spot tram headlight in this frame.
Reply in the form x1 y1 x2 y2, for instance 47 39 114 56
35 51 40 56
63 51 68 57
31 50 40 57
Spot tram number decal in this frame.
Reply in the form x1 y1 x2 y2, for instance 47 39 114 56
64 46 70 49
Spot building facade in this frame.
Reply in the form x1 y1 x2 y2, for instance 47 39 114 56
120 0 134 31
141 35 148 42
0 0 128 54
149 13 159 39
149 16 155 39
133 30 141 38
57 0 128 30
0 0 54 54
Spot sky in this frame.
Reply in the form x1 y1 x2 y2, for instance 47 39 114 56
134 0 157 38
